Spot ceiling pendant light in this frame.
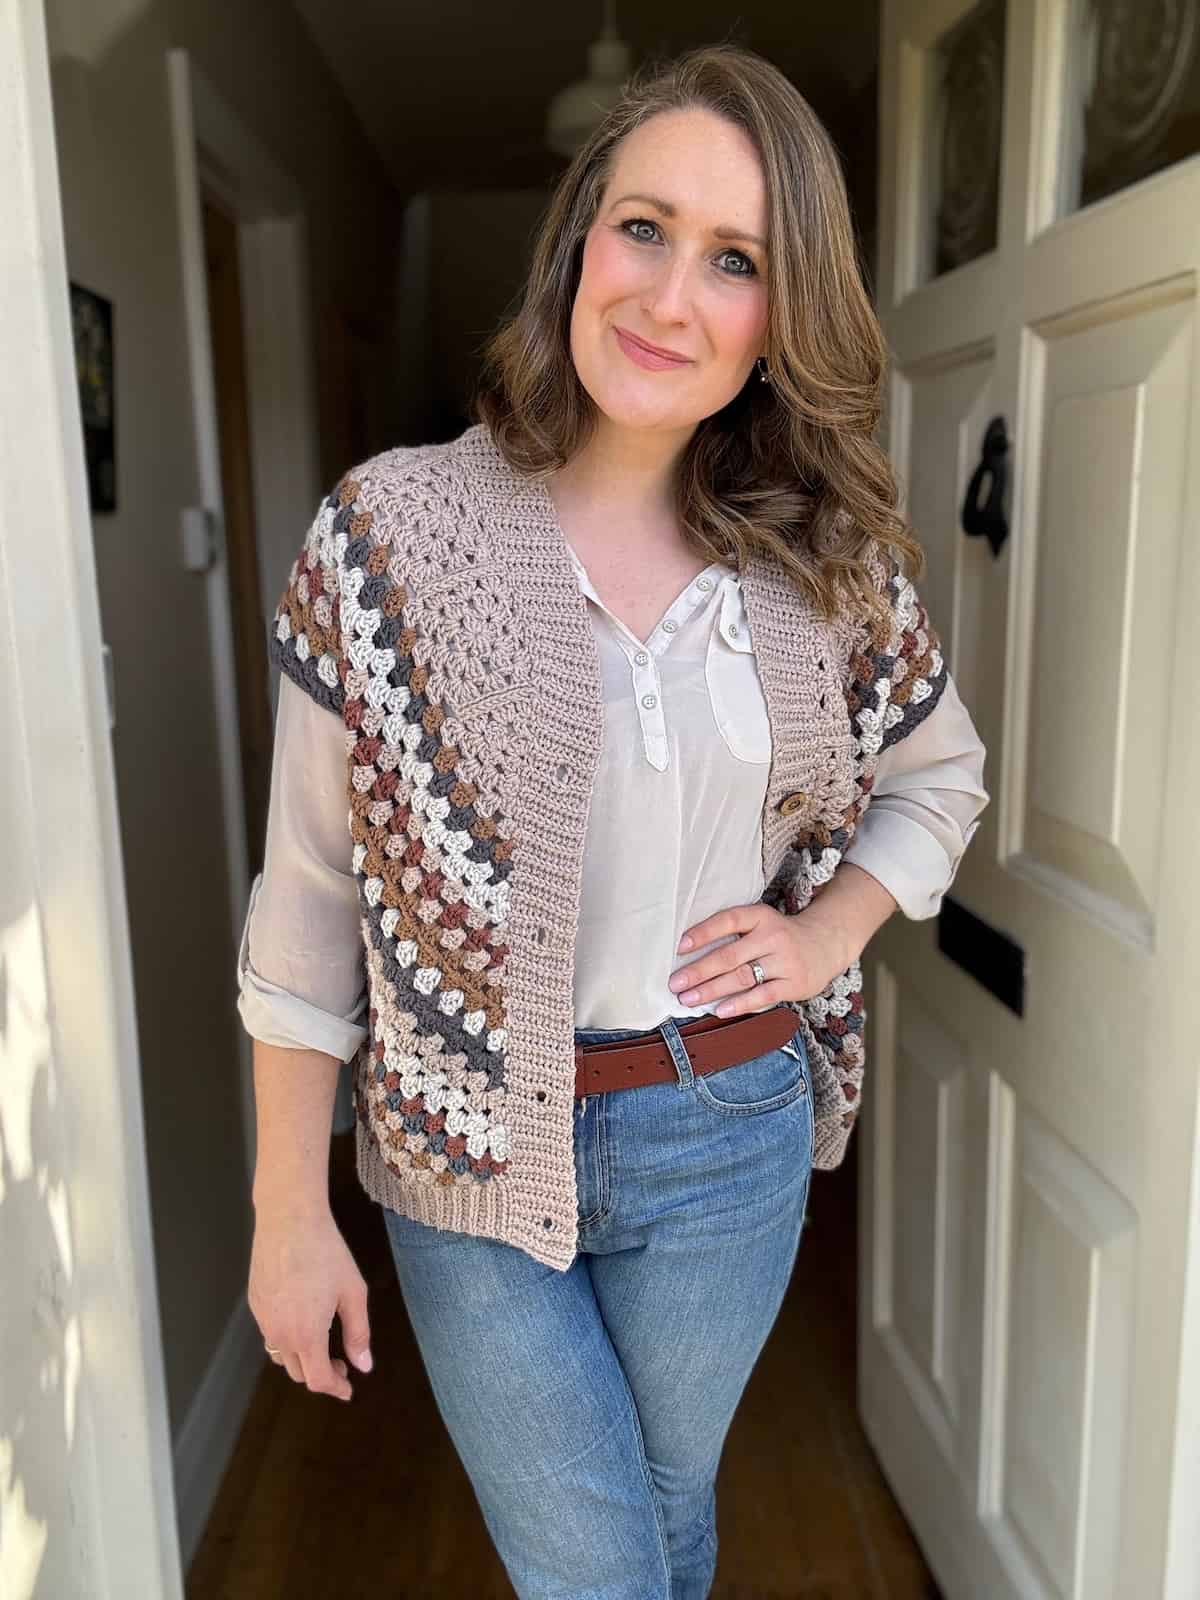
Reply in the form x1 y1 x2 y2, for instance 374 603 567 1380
545 0 632 158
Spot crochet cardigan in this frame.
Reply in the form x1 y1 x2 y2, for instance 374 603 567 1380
268 421 948 1271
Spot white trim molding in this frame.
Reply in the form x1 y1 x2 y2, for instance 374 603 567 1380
1 2 182 1593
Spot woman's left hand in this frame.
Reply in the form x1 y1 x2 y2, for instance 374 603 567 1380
669 861 901 1016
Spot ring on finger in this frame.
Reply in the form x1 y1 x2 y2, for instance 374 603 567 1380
750 959 767 986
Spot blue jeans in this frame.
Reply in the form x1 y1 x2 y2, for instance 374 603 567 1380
380 1008 815 1600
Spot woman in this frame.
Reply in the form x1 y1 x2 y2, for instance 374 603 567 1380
239 42 987 1600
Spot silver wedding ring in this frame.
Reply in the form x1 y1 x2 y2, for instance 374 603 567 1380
750 960 766 986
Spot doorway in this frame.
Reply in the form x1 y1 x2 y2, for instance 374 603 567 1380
201 192 271 874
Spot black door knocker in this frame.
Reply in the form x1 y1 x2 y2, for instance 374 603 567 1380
960 415 1010 557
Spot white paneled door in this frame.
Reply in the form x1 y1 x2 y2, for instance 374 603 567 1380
865 3 1200 1596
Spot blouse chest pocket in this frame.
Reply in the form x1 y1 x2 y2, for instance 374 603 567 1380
704 584 772 766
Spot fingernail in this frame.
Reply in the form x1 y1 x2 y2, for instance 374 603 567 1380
357 1350 373 1373
679 990 698 1006
678 935 692 952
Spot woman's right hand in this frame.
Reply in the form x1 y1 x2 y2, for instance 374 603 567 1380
247 1205 373 1401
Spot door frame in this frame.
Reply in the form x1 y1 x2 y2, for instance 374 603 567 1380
163 49 323 1568
1 1 182 1593
165 48 322 1183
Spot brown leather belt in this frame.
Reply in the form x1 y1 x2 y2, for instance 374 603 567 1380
573 1004 801 1097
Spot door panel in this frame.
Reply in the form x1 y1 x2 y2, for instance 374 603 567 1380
868 3 1200 1596
874 981 971 1456
997 1112 1136 1598
900 351 996 713
1021 294 1191 938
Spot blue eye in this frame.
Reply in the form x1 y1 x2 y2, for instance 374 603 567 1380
715 248 757 279
617 219 758 279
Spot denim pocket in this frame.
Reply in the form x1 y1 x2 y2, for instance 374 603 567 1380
692 1028 810 1116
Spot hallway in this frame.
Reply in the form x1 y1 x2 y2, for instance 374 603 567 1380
187 1138 940 1598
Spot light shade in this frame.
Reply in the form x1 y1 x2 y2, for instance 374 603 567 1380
545 33 632 158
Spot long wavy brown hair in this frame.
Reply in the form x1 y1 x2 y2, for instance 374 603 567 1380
473 42 923 626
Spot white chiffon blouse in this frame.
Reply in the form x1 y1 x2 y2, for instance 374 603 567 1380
237 544 988 1051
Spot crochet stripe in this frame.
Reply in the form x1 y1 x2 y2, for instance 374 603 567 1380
271 474 514 1187
772 560 947 1146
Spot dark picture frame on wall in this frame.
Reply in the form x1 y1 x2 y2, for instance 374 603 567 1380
70 281 116 513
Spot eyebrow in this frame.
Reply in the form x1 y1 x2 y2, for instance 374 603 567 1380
607 192 768 251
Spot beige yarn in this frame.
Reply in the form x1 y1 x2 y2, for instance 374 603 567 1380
271 423 945 1270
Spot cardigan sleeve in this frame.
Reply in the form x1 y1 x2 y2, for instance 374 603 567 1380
823 545 988 919
841 671 988 919
235 673 367 1060
268 480 354 715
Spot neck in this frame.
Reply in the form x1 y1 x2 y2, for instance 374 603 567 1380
548 414 695 526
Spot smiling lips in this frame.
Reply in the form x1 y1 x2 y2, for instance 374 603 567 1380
613 325 693 371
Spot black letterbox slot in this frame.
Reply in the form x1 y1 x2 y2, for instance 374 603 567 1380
936 895 1026 1017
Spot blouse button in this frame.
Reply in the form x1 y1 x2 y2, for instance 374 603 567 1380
697 576 713 591
779 791 808 816
662 619 678 633
634 650 649 665
641 693 658 709
728 623 739 638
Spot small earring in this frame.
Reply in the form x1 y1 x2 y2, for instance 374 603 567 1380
756 355 770 383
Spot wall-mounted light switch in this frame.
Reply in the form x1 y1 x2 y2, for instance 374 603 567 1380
180 506 218 573
101 642 116 732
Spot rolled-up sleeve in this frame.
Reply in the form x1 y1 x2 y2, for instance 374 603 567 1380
236 672 368 1060
842 672 988 920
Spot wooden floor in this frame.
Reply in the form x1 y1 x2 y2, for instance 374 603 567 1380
187 1132 941 1599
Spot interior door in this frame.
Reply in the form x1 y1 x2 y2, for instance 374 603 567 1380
864 2 1200 1595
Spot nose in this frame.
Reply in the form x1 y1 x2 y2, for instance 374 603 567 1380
641 251 694 325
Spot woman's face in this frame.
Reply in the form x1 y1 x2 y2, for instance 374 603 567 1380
569 107 770 437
